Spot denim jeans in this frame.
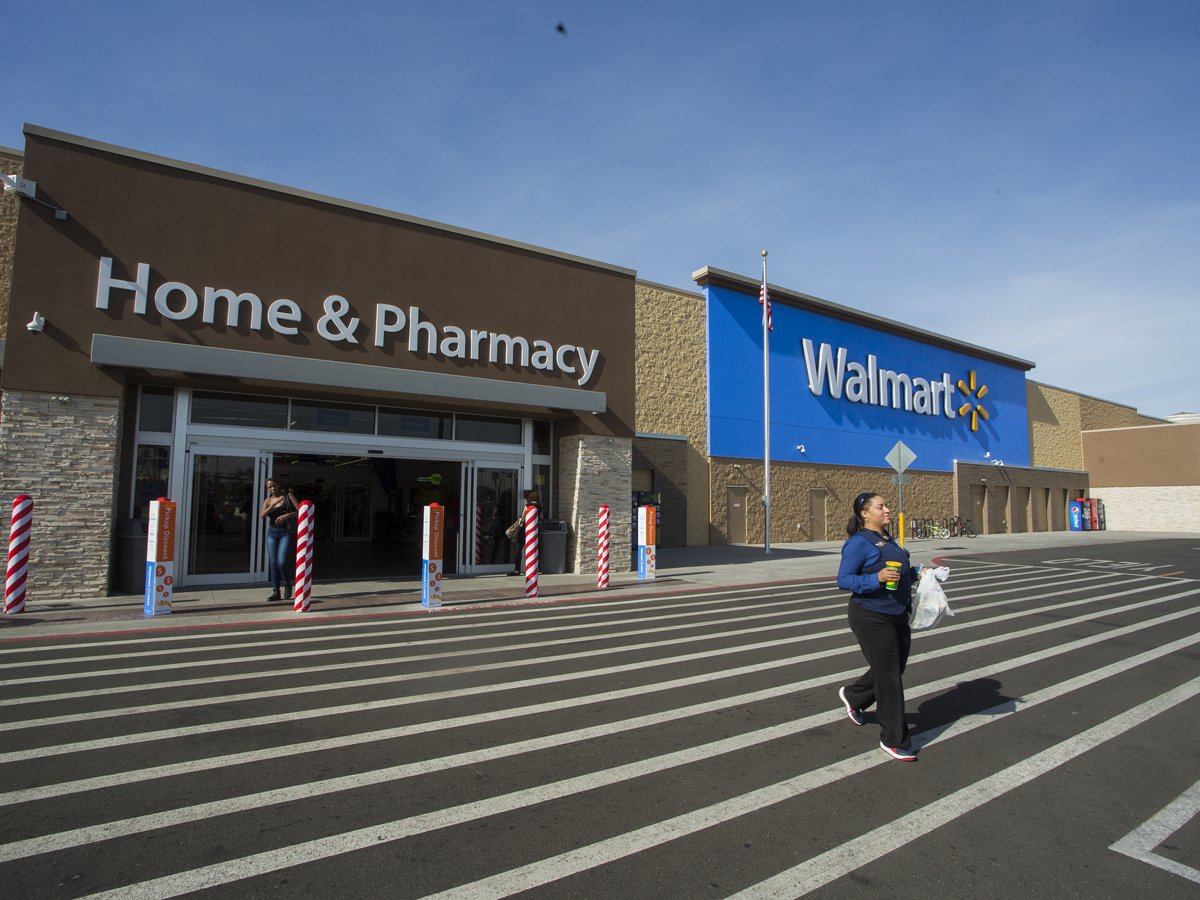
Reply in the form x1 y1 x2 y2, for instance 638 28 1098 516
265 526 296 594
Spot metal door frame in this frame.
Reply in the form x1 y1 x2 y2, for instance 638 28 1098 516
180 444 272 587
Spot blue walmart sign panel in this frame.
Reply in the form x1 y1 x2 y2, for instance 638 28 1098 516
705 284 1030 472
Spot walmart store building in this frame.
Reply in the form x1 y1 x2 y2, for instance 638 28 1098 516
0 126 1181 599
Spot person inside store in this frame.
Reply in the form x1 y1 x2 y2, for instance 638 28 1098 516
259 477 300 602
486 503 507 563
508 489 541 575
836 491 925 762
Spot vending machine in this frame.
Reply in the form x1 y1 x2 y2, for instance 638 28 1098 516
1068 500 1083 531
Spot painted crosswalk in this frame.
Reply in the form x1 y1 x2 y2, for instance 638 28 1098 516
2 558 1197 898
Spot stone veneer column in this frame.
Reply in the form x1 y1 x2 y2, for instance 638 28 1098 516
0 390 123 599
559 434 632 575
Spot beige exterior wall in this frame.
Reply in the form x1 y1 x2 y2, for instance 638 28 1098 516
1084 485 1200 532
1079 394 1160 430
709 459 953 545
1028 380 1163 472
1083 422 1200 488
1027 382 1085 470
0 147 21 337
634 282 709 546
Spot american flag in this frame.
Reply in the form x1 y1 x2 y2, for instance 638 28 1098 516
759 279 773 332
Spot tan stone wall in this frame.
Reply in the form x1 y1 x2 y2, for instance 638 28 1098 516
559 433 632 574
0 390 123 598
635 282 709 546
0 148 22 337
708 459 953 545
1078 395 1156 431
1027 382 1084 470
1029 380 1164 473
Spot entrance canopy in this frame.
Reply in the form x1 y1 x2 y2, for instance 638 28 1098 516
92 334 607 413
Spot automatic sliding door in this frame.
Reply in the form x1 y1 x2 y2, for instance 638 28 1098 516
186 450 270 585
470 465 520 573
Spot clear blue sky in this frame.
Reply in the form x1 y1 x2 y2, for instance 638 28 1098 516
3 1 1197 417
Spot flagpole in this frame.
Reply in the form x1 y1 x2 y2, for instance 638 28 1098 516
761 249 771 555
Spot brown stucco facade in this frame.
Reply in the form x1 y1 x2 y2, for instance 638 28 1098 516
1 125 637 597
0 145 20 336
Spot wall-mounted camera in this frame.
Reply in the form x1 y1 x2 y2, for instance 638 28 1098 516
26 312 45 334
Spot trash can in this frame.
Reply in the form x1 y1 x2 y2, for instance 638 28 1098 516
540 519 568 574
117 518 149 594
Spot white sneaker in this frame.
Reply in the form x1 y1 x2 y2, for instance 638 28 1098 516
879 742 917 762
838 687 865 726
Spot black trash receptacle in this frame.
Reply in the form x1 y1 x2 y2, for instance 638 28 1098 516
117 518 149 594
540 520 568 574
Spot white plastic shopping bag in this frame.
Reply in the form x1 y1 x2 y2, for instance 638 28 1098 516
911 567 953 631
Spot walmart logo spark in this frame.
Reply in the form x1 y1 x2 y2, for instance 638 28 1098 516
956 370 990 432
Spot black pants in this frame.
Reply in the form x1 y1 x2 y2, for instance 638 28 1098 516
843 600 912 749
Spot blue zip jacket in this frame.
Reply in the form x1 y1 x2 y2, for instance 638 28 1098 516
837 529 918 617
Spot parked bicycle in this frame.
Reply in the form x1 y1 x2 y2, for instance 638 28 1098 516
947 515 977 538
907 516 949 540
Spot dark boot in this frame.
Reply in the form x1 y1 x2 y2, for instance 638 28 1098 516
267 590 282 602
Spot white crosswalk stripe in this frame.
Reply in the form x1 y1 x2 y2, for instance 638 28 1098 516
0 559 1195 898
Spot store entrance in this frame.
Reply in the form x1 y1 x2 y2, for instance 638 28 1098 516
272 454 465 580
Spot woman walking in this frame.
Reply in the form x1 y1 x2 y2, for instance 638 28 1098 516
836 491 924 761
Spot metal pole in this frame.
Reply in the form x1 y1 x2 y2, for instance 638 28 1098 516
762 250 771 555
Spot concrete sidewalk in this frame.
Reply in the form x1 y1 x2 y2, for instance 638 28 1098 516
0 530 1187 637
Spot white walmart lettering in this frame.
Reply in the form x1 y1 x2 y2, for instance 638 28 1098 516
374 304 598 386
802 338 956 418
96 257 602 386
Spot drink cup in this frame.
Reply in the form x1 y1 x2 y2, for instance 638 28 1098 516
884 564 901 590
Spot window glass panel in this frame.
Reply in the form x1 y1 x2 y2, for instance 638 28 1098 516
455 414 522 445
139 387 174 433
378 408 452 439
289 400 375 434
191 392 289 429
533 420 552 456
134 445 171 519
534 464 551 517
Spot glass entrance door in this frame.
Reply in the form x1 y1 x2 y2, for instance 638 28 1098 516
185 448 271 585
467 465 521 573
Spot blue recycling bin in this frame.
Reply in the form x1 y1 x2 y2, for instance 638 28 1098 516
1068 501 1083 531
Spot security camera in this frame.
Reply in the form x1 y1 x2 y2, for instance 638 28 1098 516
796 444 806 453
26 312 45 334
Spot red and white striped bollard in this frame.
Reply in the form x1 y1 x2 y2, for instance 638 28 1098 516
474 503 483 565
293 500 314 612
4 495 33 615
523 504 539 598
597 504 610 589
